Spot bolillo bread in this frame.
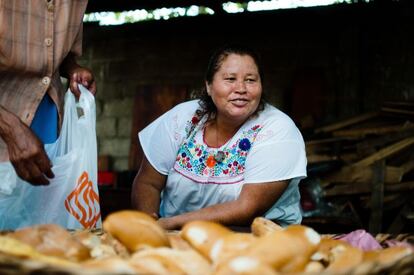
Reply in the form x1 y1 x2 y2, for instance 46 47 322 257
181 220 232 261
241 225 321 272
0 235 78 267
363 246 413 267
82 257 137 274
210 233 257 267
311 238 363 274
215 256 279 275
130 247 212 275
7 224 90 262
251 217 282 237
103 210 170 252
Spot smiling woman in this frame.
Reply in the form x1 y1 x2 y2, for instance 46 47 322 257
206 54 262 126
131 44 307 230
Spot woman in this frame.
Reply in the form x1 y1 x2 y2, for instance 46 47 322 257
132 45 307 230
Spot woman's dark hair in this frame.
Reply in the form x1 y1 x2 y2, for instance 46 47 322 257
194 44 266 118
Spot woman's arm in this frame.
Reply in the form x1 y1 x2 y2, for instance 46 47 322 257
131 155 167 219
158 180 288 230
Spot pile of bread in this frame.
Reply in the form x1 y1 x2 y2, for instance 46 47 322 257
0 210 412 274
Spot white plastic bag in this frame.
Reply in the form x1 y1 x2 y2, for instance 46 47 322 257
0 85 101 230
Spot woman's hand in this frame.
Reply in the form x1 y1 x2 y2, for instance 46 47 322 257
153 180 289 230
157 217 179 230
157 217 169 229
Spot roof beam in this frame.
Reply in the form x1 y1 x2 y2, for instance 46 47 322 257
85 0 226 13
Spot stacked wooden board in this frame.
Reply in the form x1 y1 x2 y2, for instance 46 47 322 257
303 101 414 234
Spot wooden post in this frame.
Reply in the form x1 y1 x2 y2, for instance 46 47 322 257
369 160 385 235
387 199 410 234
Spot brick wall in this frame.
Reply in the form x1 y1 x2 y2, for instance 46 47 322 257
78 2 414 171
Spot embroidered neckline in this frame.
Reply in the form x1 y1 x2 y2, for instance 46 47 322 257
175 114 262 184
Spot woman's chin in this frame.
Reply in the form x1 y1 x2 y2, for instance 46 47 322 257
226 111 253 124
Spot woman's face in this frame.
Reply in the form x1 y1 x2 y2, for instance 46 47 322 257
207 53 262 124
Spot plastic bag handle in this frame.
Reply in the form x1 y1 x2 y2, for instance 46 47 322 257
59 85 96 153
77 84 95 121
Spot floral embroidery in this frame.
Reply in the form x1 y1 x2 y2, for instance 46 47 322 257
206 155 216 168
185 115 201 139
175 118 263 183
191 116 199 124
239 138 251 151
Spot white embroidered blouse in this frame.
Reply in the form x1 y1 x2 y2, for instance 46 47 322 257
139 100 307 226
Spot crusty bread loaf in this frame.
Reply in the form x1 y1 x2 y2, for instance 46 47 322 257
215 256 278 275
167 232 194 251
130 247 212 275
0 235 78 267
181 220 232 260
182 222 321 273
304 261 325 273
311 238 363 274
242 225 321 272
102 210 170 252
326 244 364 273
72 230 130 259
210 233 257 266
363 246 413 267
310 237 345 263
251 217 282 237
3 212 412 274
82 257 137 274
7 224 90 262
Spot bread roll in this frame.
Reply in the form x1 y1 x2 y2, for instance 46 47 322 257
310 237 345 264
0 235 77 267
363 246 413 267
181 220 232 260
304 261 324 273
242 225 320 272
311 238 363 274
251 217 282 237
102 210 170 252
284 225 321 256
326 244 363 273
210 233 257 266
215 256 278 275
73 230 130 259
130 247 212 275
82 257 137 274
167 232 194 251
8 224 90 262
130 254 178 274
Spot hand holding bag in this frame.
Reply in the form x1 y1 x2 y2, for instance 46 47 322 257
0 85 101 230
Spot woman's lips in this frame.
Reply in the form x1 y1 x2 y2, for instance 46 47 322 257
230 99 249 107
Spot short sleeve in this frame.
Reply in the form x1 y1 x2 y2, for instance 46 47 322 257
138 101 199 175
244 118 307 183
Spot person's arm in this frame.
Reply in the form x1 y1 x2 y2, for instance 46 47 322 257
157 180 288 230
0 106 54 185
131 155 167 219
60 52 97 96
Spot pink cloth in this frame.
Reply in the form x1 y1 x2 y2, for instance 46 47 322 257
334 229 414 251
334 229 382 251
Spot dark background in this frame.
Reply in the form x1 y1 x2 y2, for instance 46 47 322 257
80 0 414 233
